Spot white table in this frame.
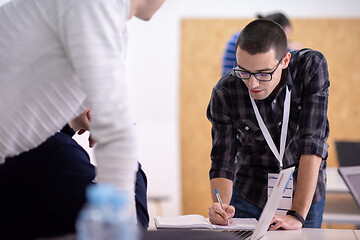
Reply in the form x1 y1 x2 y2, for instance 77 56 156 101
265 228 357 240
354 230 360 240
326 167 348 193
323 213 360 225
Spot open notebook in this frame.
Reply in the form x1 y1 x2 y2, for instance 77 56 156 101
155 214 257 230
155 166 295 240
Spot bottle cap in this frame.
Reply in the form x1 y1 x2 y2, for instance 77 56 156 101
86 184 116 205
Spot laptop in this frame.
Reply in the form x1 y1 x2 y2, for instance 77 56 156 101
335 141 360 167
228 166 295 240
338 166 360 209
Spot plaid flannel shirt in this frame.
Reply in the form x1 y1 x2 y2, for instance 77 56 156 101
207 49 330 208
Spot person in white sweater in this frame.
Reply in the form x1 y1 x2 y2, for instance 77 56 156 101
0 0 165 218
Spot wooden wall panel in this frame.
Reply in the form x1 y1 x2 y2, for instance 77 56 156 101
180 18 360 216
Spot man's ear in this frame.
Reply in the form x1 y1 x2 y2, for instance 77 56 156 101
86 109 91 122
282 52 291 69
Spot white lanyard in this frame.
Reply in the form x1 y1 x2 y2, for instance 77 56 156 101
249 86 291 169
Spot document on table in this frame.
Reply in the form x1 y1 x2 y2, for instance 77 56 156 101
155 214 258 230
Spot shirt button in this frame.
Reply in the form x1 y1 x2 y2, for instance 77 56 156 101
298 106 302 110
278 122 282 126
245 126 249 131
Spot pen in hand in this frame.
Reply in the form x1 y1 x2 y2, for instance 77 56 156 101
215 189 229 226
268 222 276 231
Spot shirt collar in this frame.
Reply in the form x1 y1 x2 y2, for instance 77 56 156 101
266 68 293 102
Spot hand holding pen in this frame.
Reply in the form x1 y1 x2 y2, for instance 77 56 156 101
214 189 230 225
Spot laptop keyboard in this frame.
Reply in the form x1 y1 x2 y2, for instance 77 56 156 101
224 230 254 240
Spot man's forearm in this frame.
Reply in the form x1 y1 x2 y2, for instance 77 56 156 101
210 178 233 205
291 154 322 219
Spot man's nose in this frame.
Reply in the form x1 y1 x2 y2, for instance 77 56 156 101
249 75 260 88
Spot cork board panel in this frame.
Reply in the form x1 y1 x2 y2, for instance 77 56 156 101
180 18 251 216
180 18 360 216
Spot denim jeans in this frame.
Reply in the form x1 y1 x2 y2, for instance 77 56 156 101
230 187 325 228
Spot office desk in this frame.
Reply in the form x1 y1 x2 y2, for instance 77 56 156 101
37 231 239 240
265 228 357 240
326 167 348 193
145 229 358 240
41 229 358 240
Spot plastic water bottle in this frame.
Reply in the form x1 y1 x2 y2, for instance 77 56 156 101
76 184 139 240
108 191 139 240
76 184 113 240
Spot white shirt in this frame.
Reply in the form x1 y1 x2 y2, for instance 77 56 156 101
0 0 137 201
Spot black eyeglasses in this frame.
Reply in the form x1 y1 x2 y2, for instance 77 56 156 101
233 57 283 82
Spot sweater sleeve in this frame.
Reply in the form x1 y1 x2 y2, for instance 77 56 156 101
59 0 137 201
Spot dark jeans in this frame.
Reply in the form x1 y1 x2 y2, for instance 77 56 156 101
230 187 325 228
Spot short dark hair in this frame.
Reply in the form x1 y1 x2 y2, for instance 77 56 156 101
235 19 288 60
257 12 291 29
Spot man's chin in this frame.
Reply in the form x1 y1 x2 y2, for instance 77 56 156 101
250 93 267 100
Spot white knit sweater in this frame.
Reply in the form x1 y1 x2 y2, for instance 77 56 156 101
0 0 137 200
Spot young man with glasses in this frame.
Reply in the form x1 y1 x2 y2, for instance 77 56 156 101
207 19 329 230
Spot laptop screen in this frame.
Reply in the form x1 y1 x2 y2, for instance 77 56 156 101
344 173 360 206
338 166 360 209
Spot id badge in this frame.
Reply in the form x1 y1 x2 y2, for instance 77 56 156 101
268 173 293 215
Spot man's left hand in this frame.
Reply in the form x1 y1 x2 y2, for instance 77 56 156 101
269 215 303 230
